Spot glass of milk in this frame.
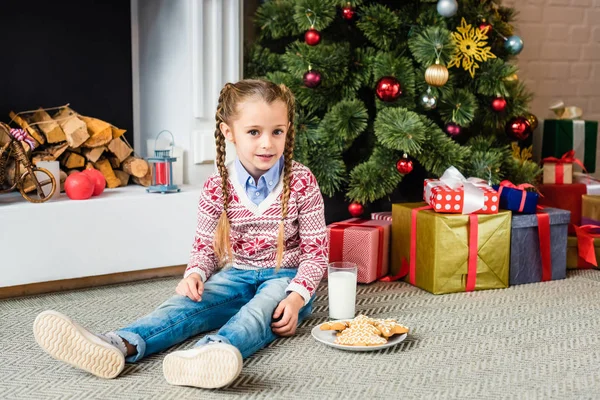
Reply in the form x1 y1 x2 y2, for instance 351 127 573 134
328 262 358 320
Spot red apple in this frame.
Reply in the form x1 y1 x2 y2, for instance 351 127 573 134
82 168 106 196
64 172 94 200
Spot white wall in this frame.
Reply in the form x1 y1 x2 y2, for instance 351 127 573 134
133 0 241 186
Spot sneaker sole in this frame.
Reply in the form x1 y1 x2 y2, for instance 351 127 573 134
33 310 125 379
163 344 242 389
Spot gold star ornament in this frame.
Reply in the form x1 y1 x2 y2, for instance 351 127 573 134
448 18 496 78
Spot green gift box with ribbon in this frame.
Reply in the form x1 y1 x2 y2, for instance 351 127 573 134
541 119 598 173
390 202 511 294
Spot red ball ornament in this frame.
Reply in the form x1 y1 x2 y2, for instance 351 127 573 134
479 22 492 35
506 116 532 141
82 168 106 196
64 172 94 200
303 70 322 88
348 202 364 217
375 76 402 102
396 155 413 175
445 122 462 136
304 28 321 46
491 96 507 112
341 5 355 21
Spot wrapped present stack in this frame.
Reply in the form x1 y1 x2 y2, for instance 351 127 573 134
537 101 600 268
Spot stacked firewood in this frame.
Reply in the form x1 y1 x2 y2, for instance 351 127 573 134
8 106 151 191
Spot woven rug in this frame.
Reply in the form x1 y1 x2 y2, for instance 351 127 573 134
2 270 600 399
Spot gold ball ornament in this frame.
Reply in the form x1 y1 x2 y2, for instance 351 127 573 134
527 113 539 130
425 63 449 87
504 73 518 82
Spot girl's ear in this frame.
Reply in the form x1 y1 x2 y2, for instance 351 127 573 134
220 122 235 143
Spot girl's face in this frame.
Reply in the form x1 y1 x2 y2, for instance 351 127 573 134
221 97 289 181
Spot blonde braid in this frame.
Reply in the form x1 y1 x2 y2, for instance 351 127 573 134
214 84 233 267
275 85 297 271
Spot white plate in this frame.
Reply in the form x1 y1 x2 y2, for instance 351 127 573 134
311 321 408 352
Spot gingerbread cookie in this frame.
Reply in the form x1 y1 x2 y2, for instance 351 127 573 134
320 314 409 346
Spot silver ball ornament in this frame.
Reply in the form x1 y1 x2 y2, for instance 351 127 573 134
437 0 458 17
420 92 438 110
504 35 524 55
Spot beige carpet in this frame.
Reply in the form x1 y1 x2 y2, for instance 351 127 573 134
2 270 600 399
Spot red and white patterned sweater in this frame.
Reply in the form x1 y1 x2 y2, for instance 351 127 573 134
184 161 329 304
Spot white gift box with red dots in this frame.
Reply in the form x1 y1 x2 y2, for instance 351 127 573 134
423 179 500 214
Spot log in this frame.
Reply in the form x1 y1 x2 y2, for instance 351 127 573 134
9 111 44 145
31 108 66 143
54 107 89 148
31 143 69 164
60 170 68 192
94 159 121 188
63 152 86 169
80 116 112 148
82 146 105 163
108 156 121 169
121 156 148 178
132 167 152 187
111 126 126 139
107 137 133 162
114 169 130 187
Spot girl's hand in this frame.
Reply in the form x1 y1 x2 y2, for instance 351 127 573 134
175 273 204 302
271 292 305 337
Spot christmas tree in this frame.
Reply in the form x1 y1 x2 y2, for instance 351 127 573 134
245 0 541 216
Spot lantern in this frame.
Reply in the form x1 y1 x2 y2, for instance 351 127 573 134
147 130 181 194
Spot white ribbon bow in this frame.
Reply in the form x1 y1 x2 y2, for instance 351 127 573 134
426 166 489 214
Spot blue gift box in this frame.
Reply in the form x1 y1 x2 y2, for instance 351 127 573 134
492 185 539 214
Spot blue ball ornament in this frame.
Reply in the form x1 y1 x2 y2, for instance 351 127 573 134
436 0 458 17
504 35 524 55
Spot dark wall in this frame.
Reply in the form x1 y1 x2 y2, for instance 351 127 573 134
0 0 134 144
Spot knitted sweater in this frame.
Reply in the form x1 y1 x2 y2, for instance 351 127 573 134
184 161 329 304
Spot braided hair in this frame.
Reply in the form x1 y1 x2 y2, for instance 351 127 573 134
213 80 296 270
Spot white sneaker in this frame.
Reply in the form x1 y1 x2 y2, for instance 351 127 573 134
163 343 243 389
33 310 125 379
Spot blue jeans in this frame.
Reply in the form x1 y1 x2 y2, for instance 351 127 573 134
115 268 313 362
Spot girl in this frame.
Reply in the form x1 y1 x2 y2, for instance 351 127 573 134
33 79 329 389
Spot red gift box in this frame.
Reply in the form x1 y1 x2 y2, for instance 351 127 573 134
538 183 587 234
424 167 499 214
371 212 392 221
327 218 390 284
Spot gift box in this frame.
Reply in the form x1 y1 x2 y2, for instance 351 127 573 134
509 208 569 285
493 181 539 214
390 202 510 294
371 212 392 221
424 166 499 214
542 161 573 184
541 119 598 173
566 226 600 269
581 195 600 226
327 218 390 284
538 183 587 234
573 172 600 195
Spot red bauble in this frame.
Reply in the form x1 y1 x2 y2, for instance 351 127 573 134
506 116 532 141
396 157 413 175
491 96 507 112
82 168 106 196
348 202 364 217
445 122 462 136
479 22 492 34
304 28 321 46
341 5 355 20
375 76 402 102
303 70 322 88
64 172 94 200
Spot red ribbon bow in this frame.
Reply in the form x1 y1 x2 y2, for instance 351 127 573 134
574 224 600 267
497 180 535 213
